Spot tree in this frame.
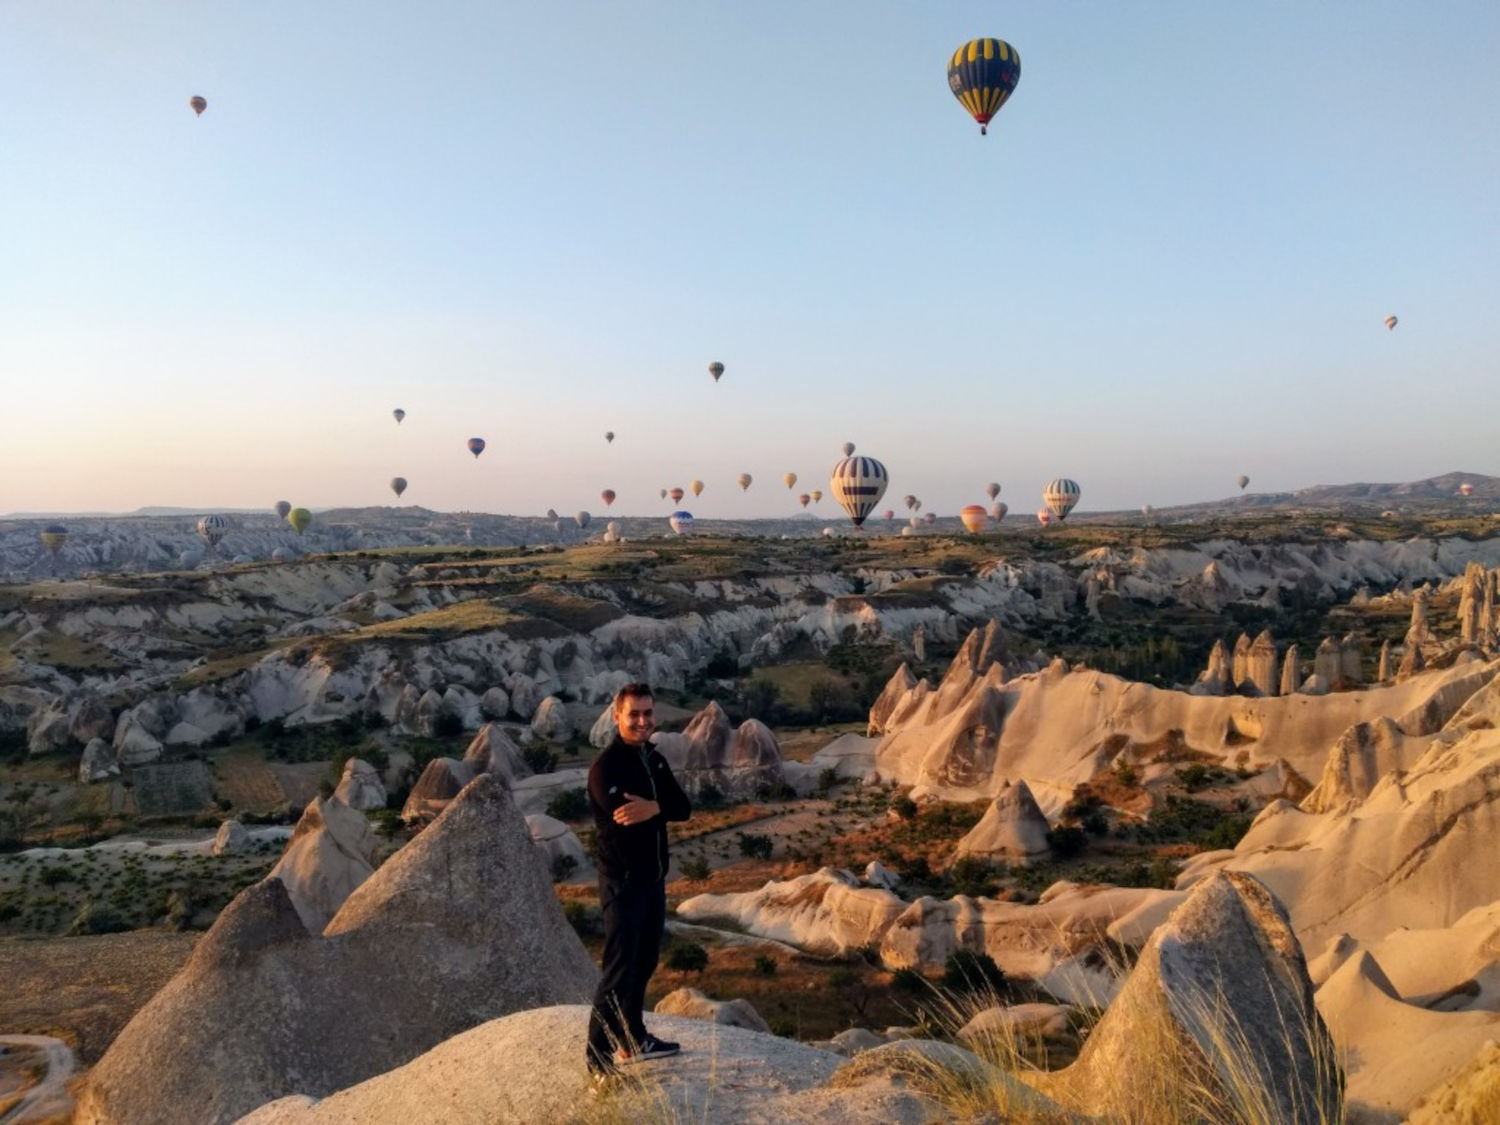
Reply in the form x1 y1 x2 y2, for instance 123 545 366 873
665 941 709 976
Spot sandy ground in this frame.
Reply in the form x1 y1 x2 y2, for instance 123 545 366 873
0 1034 75 1124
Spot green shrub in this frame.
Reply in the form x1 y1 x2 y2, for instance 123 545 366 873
68 901 131 936
753 955 778 976
551 853 579 882
545 787 589 821
563 900 602 939
522 746 559 774
891 967 928 993
891 795 918 820
736 832 773 860
38 864 77 887
1047 825 1088 859
698 784 725 809
679 855 711 881
665 941 709 975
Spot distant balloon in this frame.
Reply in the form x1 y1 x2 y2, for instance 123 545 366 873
901 526 915 536
829 454 890 528
690 479 705 497
1385 315 1398 331
1141 503 1154 519
783 472 797 489
669 510 694 536
39 524 69 554
546 508 558 519
708 362 724 383
985 482 1001 501
960 505 987 534
1037 508 1053 527
189 95 207 116
659 489 667 500
923 512 937 526
810 490 823 504
600 489 616 507
1237 475 1250 491
575 511 591 529
196 514 229 549
604 431 615 444
822 528 834 538
903 495 917 511
669 487 685 504
1042 479 1081 521
908 516 921 529
390 477 407 498
842 442 856 457
737 473 752 491
467 437 486 459
274 500 292 520
991 502 1008 522
948 38 1021 135
392 408 405 424
882 510 895 522
912 499 922 513
798 493 811 508
287 508 312 534
1460 482 1475 497
607 520 620 536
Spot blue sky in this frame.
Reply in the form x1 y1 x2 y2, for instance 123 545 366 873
3 2 1497 519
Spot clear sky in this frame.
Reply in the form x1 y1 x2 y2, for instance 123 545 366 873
3 2 1498 519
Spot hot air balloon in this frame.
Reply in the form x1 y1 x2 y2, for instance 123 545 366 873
829 454 890 528
1385 316 1398 331
842 442 856 457
1237 475 1250 491
196 514 229 549
822 528 835 538
901 526 915 537
882 510 895 522
659 489 668 500
39 525 69 555
605 431 615 444
798 493 811 508
991 502 1008 522
903 495 917 511
985 482 1001 501
960 505 987 534
576 511 591 529
546 508 558 520
1042 479 1081 521
810 490 823 504
912 499 922 512
607 520 620 536
391 477 407 499
1141 504 1153 520
1460 482 1475 497
708 362 724 383
1037 508 1053 527
669 487 685 504
287 508 312 534
908 516 921 529
274 500 292 520
669 510 694 536
690 479 705 497
467 438 486 459
601 489 616 507
392 408 405 424
783 472 797 489
923 512 937 526
189 95 207 116
737 473 752 491
948 38 1020 135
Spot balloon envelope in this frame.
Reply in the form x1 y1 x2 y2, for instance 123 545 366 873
189 95 207 116
842 442 855 457
604 431 614 443
783 472 797 489
390 477 407 498
196 514 229 548
829 455 890 527
737 473 752 491
669 487 685 503
798 493 811 508
1037 508 1053 527
39 525 69 554
985 482 1001 500
1042 479 1081 521
1385 315 1398 331
287 508 312 534
708 362 724 382
1237 475 1250 490
601 489 616 507
392 408 405 424
576 511 590 528
948 38 1020 135
274 500 292 520
903 495 916 510
669 510 694 535
467 437 485 458
991 502 1008 522
810 490 823 503
1460 483 1475 496
690 479 704 497
960 505 987 534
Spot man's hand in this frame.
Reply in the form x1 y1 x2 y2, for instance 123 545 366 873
613 792 660 826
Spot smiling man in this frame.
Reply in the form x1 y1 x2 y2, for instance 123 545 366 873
584 682 692 1089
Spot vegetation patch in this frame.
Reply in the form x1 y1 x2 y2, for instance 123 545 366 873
495 586 624 633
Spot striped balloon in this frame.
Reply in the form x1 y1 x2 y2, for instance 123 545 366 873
467 437 486 459
948 38 1021 135
829 455 890 528
991 501 1008 522
196 514 229 549
39 525 69 554
669 510 694 536
1042 478 1081 521
960 505 987 534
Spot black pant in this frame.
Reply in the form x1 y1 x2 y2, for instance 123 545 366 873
586 876 666 1072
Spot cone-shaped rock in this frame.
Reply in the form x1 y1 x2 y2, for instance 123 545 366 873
267 795 381 933
76 774 597 1125
953 779 1051 865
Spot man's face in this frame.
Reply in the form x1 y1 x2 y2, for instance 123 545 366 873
614 694 655 746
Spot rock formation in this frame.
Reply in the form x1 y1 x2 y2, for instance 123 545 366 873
1279 643 1301 695
399 757 477 825
1376 639 1391 682
678 868 906 957
1193 639 1232 696
1406 583 1433 649
460 723 531 785
332 757 387 811
1398 641 1426 680
525 813 588 878
951 779 1051 865
529 695 572 742
212 819 248 855
78 737 119 783
655 987 771 1033
267 795 381 933
76 775 596 1125
652 701 786 799
867 663 917 736
1022 871 1342 1125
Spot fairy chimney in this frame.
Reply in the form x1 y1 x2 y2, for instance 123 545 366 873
1279 644 1301 696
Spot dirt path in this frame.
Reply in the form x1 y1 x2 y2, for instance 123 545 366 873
0 1035 74 1124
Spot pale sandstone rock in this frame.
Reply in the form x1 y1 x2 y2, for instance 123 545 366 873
460 723 530 785
1405 1039 1500 1125
677 868 906 957
958 1003 1072 1045
212 819 249 856
952 779 1051 865
477 685 511 721
867 663 917 736
524 813 587 878
588 705 617 748
78 736 120 783
1280 643 1302 695
529 695 572 742
655 986 771 1033
399 758 478 825
267 796 381 933
332 758 387 812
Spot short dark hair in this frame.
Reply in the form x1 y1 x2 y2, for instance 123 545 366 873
613 682 653 709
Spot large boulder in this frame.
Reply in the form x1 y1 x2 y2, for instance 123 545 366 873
333 758 387 812
529 696 572 742
655 987 771 1034
524 813 588 879
678 868 906 957
399 758 478 825
212 819 249 856
952 779 1051 865
75 775 597 1125
26 699 74 755
78 737 120 783
1022 871 1342 1125
461 724 531 785
267 796 381 933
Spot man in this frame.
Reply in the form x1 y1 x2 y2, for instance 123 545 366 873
585 682 692 1087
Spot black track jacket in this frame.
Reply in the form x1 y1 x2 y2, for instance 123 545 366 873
588 734 692 883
